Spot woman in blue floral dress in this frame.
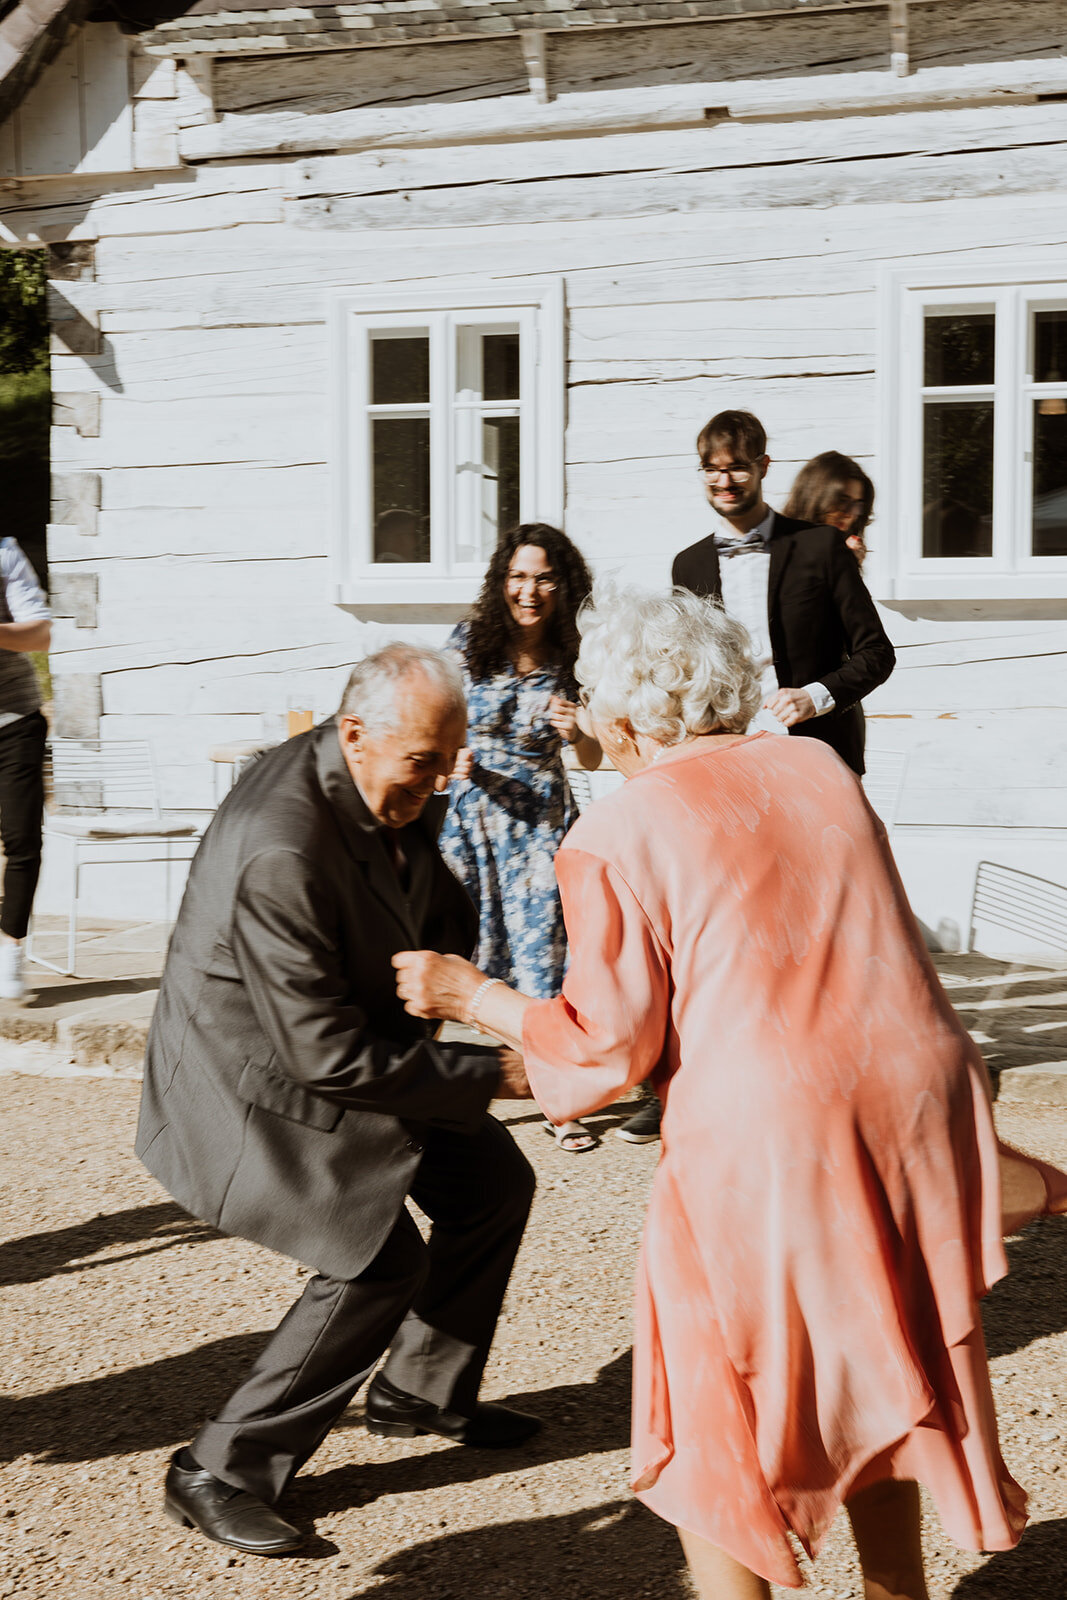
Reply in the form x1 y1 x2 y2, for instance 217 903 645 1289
441 524 602 1151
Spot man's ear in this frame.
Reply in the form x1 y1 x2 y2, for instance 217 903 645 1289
758 454 771 481
338 714 363 757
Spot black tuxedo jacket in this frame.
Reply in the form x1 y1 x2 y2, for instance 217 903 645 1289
672 511 895 775
136 723 499 1281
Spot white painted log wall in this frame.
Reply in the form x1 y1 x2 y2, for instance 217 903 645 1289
7 54 1066 936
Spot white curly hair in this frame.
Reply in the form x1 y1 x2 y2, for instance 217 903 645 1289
576 585 761 744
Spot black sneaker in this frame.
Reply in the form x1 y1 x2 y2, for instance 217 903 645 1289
616 1099 662 1144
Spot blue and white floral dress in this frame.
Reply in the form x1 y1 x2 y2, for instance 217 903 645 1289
440 623 578 999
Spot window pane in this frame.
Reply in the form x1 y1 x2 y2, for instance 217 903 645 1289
923 313 995 387
1033 400 1067 557
371 335 429 405
1034 310 1067 385
482 332 520 401
922 401 994 557
372 418 430 563
481 416 520 552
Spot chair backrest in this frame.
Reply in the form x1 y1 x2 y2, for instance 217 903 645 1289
968 861 1067 957
861 748 908 828
49 739 163 819
566 769 595 813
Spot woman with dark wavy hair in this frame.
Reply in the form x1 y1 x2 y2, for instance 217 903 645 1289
783 451 875 565
440 524 602 1152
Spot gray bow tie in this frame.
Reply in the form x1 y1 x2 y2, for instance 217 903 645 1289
714 528 771 558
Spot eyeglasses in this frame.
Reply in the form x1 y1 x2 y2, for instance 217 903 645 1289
506 573 558 593
696 464 756 483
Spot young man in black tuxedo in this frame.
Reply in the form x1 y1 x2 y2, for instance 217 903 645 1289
673 408 894 776
617 410 895 1147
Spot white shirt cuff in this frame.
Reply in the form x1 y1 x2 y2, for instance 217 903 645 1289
803 681 836 718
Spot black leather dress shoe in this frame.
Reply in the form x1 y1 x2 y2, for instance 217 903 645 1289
163 1452 303 1555
365 1373 541 1448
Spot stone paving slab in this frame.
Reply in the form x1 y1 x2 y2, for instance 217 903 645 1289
1 925 1065 1103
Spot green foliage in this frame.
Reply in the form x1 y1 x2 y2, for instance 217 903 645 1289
0 250 48 377
0 249 50 582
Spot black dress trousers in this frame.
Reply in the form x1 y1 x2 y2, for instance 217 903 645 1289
191 1112 535 1503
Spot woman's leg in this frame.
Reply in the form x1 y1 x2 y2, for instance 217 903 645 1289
677 1525 771 1600
845 1478 929 1600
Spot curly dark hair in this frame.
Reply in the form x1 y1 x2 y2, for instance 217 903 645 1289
463 524 593 682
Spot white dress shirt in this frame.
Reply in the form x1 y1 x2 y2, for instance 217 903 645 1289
714 510 834 733
0 538 50 731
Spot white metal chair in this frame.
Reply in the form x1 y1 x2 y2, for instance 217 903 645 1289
861 748 909 830
26 739 202 977
565 768 595 813
967 862 1067 957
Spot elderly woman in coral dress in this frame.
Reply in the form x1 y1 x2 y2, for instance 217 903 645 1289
394 589 1066 1600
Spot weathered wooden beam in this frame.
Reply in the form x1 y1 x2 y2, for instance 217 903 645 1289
49 571 98 629
51 471 100 536
889 0 909 78
53 391 100 437
520 32 549 107
180 56 1067 161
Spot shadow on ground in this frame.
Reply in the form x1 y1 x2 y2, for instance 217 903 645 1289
0 1200 217 1287
21 976 159 1010
2 1329 632 1483
981 1218 1067 1360
359 1498 689 1600
952 1518 1067 1596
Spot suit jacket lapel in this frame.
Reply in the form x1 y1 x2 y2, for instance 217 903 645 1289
314 725 420 944
767 511 795 629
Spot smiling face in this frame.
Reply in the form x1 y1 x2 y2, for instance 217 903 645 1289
503 544 559 637
339 672 467 829
699 448 769 526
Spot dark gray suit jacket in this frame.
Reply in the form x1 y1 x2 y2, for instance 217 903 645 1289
136 723 500 1281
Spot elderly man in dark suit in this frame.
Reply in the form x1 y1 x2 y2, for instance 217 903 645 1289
136 643 536 1557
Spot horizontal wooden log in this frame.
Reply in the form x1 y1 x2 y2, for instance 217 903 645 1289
94 464 326 514
215 34 528 116
180 57 1067 162
287 140 1067 230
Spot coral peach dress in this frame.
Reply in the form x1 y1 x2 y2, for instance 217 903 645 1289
522 733 1066 1588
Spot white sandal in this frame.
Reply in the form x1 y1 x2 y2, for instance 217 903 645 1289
542 1119 599 1154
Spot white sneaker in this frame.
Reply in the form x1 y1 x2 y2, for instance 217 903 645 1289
0 940 25 1002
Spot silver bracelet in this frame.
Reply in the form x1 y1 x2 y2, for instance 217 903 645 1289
468 977 502 1027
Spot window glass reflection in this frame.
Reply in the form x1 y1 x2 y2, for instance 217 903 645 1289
1033 400 1067 558
372 418 430 563
482 333 520 401
371 335 430 405
1034 309 1067 385
922 401 994 557
924 314 995 387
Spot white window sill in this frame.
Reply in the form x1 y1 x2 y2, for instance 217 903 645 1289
334 577 483 607
876 571 1067 617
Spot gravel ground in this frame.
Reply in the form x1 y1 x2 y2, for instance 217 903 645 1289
1 1075 1064 1600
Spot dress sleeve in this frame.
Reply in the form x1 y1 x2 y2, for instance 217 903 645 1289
522 847 670 1124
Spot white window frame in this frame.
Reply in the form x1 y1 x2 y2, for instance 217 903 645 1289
877 264 1067 605
330 280 564 605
